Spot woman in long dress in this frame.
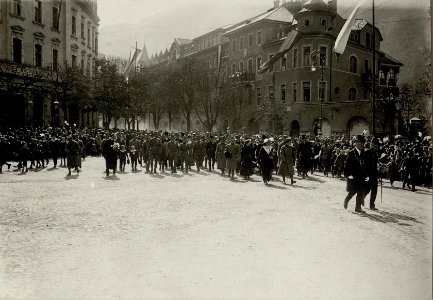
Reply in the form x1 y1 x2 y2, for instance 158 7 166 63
258 139 274 185
240 139 254 180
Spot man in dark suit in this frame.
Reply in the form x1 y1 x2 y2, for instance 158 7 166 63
364 137 380 210
344 135 368 213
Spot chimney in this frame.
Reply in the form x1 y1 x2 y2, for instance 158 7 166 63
273 0 280 9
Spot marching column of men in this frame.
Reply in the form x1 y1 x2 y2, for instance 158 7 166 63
1 127 431 215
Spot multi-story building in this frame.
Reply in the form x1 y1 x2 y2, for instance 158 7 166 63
150 0 402 136
0 0 99 129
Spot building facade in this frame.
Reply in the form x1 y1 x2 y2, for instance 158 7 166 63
149 0 402 136
0 0 99 129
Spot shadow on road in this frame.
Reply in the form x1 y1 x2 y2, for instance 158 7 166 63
149 173 165 179
102 175 119 180
266 183 287 190
65 174 79 180
365 209 422 226
47 167 57 171
165 173 183 178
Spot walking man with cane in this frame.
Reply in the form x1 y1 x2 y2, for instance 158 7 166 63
364 137 381 211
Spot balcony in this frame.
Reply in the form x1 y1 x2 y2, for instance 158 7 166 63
228 71 255 84
387 78 396 87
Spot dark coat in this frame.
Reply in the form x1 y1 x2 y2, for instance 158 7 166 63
240 144 254 176
344 148 368 193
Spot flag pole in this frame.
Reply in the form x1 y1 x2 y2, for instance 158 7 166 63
372 0 376 135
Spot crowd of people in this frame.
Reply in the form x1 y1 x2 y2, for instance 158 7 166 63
0 126 431 212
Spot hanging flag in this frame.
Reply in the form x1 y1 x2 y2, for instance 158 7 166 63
124 48 142 77
258 30 300 74
333 1 364 55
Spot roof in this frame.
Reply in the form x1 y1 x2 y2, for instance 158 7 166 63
303 0 328 10
351 19 383 41
175 38 193 46
224 6 293 35
137 43 150 64
379 52 403 67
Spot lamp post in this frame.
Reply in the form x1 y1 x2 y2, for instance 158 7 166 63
311 50 325 136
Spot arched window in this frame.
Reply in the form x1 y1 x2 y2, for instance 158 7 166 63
349 56 358 73
349 88 357 100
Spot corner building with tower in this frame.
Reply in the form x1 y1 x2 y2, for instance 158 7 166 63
150 0 402 136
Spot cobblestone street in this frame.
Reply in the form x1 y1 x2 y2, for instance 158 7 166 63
1 157 431 299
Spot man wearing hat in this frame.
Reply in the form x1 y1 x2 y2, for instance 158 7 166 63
364 137 380 210
344 135 368 213
278 137 296 184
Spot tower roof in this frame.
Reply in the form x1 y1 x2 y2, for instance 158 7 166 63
138 42 150 65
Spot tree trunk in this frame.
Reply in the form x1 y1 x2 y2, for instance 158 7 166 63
168 111 172 130
186 111 191 131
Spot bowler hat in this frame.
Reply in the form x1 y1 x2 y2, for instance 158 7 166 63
355 135 365 143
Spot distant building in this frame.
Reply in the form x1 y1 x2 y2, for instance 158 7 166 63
0 0 100 129
149 0 402 136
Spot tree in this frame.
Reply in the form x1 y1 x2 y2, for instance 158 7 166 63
167 57 205 131
127 68 149 130
398 83 422 134
193 69 223 132
376 86 398 135
255 94 287 134
94 57 127 129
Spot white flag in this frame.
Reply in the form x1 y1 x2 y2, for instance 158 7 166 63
333 2 364 54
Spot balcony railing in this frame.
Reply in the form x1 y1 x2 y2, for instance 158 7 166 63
228 71 255 83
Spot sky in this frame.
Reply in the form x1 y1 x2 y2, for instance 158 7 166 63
96 0 431 82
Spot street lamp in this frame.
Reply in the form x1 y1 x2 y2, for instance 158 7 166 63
311 50 326 136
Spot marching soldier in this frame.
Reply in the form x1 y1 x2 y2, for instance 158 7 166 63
192 136 206 172
167 137 179 173
179 139 190 173
205 136 217 171
278 137 296 185
216 138 227 176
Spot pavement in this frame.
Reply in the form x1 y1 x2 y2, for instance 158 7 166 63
0 157 431 300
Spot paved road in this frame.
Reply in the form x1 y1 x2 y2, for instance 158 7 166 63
1 157 431 299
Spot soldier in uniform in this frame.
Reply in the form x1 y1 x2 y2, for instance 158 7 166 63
216 138 227 176
102 136 118 177
297 134 312 178
205 136 217 171
178 139 190 173
65 135 80 176
344 135 368 213
192 136 206 172
148 134 161 173
167 137 179 173
278 137 296 184
225 138 240 180
49 135 61 168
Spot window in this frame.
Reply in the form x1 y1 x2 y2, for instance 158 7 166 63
72 54 77 67
318 81 326 101
257 31 262 45
12 38 22 63
321 19 327 28
303 46 310 66
292 82 297 102
303 19 310 27
232 63 236 74
81 56 85 72
81 19 85 39
268 54 274 72
257 87 261 105
226 66 230 78
248 34 254 47
34 0 42 23
389 69 395 80
319 46 327 66
232 40 236 52
72 15 76 35
240 37 245 50
52 49 58 70
13 0 21 16
364 59 369 73
349 56 358 73
302 82 311 102
213 54 217 67
292 48 298 68
95 35 98 53
281 54 287 70
256 56 262 72
248 59 253 73
239 60 244 71
366 32 371 48
87 59 90 74
87 23 91 46
52 6 59 30
379 71 386 85
269 86 274 99
281 84 286 102
35 44 42 67
349 88 357 100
